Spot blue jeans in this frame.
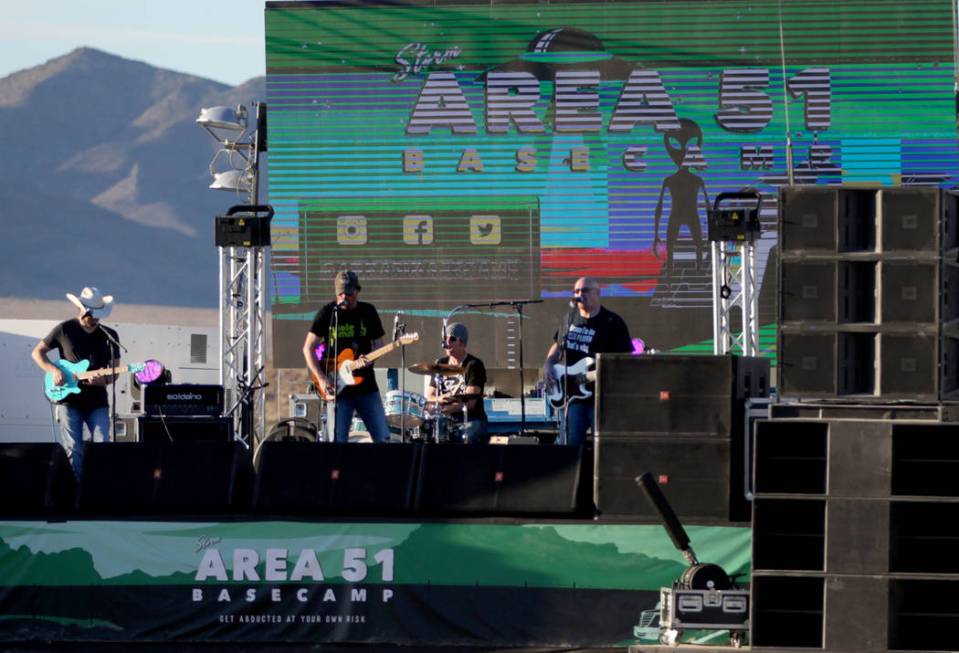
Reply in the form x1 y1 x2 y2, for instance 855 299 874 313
58 404 111 478
334 391 390 443
558 399 593 446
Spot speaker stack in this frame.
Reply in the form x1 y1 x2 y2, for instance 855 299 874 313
593 353 769 521
778 186 959 401
751 419 959 651
751 185 959 651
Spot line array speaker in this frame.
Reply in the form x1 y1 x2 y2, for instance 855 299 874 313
778 185 959 401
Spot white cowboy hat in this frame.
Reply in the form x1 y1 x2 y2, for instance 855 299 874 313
66 286 114 319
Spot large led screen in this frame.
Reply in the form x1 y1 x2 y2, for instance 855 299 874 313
265 0 958 370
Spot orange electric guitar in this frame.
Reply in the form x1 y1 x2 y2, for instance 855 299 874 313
311 333 419 401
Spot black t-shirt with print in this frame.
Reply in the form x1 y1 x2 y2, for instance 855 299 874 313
554 306 632 399
429 353 488 423
42 318 120 411
310 301 385 396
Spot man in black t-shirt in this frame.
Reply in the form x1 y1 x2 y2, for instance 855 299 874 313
426 322 489 444
302 270 391 443
543 277 632 446
32 287 121 478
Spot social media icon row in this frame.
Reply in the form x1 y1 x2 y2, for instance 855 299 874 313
335 215 502 246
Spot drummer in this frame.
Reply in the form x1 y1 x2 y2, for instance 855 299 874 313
425 323 489 444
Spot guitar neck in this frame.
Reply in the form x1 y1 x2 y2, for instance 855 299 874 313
75 364 129 380
365 339 406 363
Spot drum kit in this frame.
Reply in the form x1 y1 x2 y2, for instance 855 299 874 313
383 361 479 443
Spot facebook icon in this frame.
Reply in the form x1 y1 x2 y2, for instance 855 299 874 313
403 215 434 245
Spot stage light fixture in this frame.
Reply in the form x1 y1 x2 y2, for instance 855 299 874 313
209 169 254 193
197 103 265 203
135 359 166 385
196 105 247 132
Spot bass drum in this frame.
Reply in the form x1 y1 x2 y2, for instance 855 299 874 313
254 418 317 469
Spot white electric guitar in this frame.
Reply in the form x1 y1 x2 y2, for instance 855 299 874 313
545 356 596 408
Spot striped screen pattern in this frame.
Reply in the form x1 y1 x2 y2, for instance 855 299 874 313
264 0 958 345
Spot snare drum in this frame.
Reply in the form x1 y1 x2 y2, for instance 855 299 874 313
384 390 426 428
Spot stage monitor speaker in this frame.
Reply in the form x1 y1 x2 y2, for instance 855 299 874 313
77 442 253 516
253 442 418 515
593 437 745 521
138 416 233 443
415 444 584 516
0 443 75 516
595 354 769 438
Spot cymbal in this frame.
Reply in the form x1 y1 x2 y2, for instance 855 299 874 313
408 362 464 376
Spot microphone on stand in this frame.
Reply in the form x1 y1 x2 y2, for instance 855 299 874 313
568 295 584 309
97 322 128 354
336 300 348 310
392 312 401 341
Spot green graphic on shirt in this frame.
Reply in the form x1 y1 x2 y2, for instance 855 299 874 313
331 321 368 346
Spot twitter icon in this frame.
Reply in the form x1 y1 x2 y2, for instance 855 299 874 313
470 215 501 245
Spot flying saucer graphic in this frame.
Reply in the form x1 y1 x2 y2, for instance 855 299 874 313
484 27 635 81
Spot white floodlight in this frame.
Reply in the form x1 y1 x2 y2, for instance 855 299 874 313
196 105 247 131
209 169 254 193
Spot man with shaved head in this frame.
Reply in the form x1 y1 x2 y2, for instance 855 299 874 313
543 277 632 446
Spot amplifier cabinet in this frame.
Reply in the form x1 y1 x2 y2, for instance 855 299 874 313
143 384 224 417
138 416 233 443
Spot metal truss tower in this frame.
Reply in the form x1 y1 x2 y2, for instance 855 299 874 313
711 239 759 357
199 102 269 447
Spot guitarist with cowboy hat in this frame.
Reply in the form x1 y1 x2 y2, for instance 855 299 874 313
302 270 391 443
31 286 121 479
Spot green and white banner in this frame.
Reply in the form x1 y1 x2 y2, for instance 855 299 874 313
0 520 749 646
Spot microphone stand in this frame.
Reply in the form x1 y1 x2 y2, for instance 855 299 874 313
393 314 407 442
562 303 577 446
97 323 126 442
328 305 340 443
455 299 543 437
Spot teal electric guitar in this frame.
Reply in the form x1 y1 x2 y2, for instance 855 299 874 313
44 359 145 403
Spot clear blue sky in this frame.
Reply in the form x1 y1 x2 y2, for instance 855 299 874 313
0 1 266 86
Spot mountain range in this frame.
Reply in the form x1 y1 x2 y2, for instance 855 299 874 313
0 47 266 308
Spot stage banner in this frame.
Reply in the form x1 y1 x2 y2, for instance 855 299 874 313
0 520 749 646
264 0 959 365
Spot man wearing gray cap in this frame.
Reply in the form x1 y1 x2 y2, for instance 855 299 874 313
425 322 489 444
302 270 391 443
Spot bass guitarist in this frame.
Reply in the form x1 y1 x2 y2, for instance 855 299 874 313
302 270 391 443
543 277 632 446
32 286 121 479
